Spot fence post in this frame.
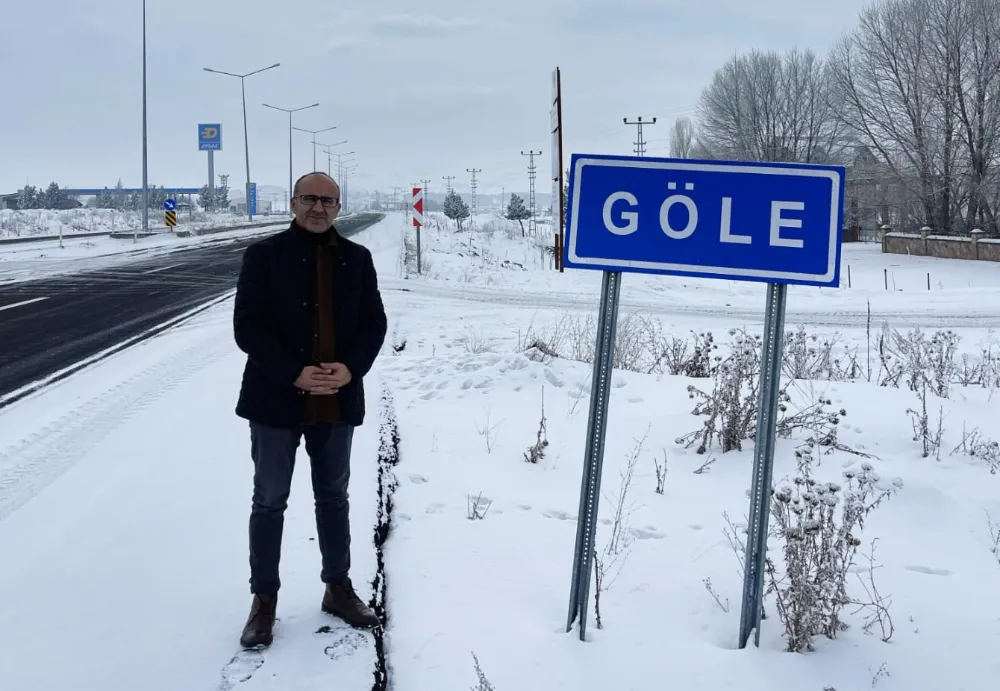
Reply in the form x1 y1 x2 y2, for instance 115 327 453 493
920 226 932 255
971 228 984 261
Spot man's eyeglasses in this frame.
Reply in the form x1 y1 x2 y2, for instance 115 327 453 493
296 195 340 207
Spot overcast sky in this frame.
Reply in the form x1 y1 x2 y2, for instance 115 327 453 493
2 0 872 196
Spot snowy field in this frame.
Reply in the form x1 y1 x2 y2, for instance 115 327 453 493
0 211 998 690
0 207 272 240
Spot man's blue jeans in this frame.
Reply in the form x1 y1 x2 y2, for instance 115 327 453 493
247 421 354 595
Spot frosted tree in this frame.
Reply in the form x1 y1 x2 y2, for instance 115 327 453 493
40 182 64 209
669 117 695 158
443 189 470 230
199 185 217 212
505 193 531 236
17 185 40 210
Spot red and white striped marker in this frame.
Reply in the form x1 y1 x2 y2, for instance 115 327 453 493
411 187 424 227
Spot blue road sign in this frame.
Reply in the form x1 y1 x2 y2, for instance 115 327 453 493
248 183 257 216
198 123 222 151
163 198 176 211
563 154 845 287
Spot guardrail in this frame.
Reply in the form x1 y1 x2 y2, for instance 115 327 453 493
0 218 291 246
0 212 383 246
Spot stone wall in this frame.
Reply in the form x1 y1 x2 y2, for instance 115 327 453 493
882 230 1000 262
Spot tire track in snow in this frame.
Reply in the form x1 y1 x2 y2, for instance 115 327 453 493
0 333 231 523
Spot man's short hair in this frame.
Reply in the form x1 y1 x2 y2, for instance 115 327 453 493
293 171 337 197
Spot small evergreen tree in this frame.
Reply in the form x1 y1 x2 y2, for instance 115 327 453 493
442 189 470 230
215 184 230 210
199 185 216 211
17 185 40 209
96 187 116 209
505 193 531 236
40 182 64 209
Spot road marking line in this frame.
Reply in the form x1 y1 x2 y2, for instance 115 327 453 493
0 297 48 312
141 263 182 274
230 246 247 252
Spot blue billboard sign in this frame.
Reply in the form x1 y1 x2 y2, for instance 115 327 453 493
198 123 222 151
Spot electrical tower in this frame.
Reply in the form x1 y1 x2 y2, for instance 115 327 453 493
466 168 481 216
521 150 542 236
623 116 657 156
442 175 455 193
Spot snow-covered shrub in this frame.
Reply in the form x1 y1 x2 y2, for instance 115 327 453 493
470 652 495 690
876 326 958 397
766 440 903 652
675 330 846 455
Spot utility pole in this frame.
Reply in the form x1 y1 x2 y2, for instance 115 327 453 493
521 150 542 236
140 0 148 243
623 116 657 156
392 186 401 211
466 168 481 217
420 179 431 213
442 175 455 193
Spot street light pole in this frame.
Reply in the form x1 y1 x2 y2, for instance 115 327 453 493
340 163 358 212
203 61 280 222
263 102 319 216
292 126 337 171
140 0 148 244
317 141 348 176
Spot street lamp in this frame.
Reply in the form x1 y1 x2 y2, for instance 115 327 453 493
292 126 337 171
263 102 319 216
317 141 349 176
203 61 280 221
340 163 359 212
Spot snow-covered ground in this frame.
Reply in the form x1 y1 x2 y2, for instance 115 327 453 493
0 210 998 690
0 207 273 240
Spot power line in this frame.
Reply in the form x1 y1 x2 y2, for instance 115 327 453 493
466 168 482 217
623 116 657 156
442 175 455 192
521 150 542 236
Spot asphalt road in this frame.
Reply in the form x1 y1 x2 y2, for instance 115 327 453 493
0 213 384 399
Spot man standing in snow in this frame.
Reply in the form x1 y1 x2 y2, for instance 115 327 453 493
232 171 387 649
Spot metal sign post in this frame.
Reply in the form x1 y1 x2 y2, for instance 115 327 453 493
411 187 424 274
738 281 788 648
565 268 621 638
198 123 222 211
561 152 844 644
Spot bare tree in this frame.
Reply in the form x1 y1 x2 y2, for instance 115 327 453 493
829 0 1000 234
696 48 844 163
669 116 695 158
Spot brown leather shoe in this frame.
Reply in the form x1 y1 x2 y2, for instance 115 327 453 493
240 593 277 648
321 578 380 629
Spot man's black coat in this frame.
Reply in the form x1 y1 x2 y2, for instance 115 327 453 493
233 222 387 428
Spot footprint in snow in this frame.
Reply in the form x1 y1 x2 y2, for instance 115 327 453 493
425 502 445 514
409 474 428 484
630 527 665 540
542 509 575 521
905 565 952 576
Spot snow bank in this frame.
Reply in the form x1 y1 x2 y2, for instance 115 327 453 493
0 207 268 240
